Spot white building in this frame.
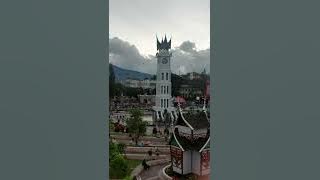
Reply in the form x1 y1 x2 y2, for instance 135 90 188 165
120 78 156 89
152 35 176 122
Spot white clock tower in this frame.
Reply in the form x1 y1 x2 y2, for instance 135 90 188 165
152 35 176 123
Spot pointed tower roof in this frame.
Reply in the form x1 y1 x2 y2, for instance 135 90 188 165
156 34 172 50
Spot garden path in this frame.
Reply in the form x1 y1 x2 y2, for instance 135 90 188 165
139 163 168 180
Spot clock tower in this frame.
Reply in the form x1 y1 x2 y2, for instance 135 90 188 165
153 35 176 124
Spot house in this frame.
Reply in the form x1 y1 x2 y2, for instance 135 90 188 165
169 103 210 177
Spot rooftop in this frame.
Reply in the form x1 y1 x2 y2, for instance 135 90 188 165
170 128 210 151
175 109 210 130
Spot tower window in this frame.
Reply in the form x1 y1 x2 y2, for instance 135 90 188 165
167 99 169 108
167 86 169 94
161 99 163 108
161 86 163 94
166 73 168 80
165 99 167 108
162 73 164 80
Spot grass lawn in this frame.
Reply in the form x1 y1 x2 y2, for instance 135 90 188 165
110 159 141 179
126 159 142 173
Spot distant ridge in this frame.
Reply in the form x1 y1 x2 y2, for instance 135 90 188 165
110 64 154 82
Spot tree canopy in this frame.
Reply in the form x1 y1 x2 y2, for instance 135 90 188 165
109 141 129 178
126 109 147 144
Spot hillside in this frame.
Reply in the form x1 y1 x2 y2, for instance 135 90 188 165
110 64 154 82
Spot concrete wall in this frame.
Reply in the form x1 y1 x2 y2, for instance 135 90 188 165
125 146 170 154
183 151 192 174
124 154 169 160
192 151 201 175
202 168 210 176
115 139 167 146
159 164 173 180
111 135 166 142
172 166 182 174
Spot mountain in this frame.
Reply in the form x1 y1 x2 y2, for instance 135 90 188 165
111 64 154 82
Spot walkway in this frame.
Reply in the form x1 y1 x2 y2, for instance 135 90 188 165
139 163 169 180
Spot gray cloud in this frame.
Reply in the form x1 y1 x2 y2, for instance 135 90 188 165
109 37 210 75
179 41 196 53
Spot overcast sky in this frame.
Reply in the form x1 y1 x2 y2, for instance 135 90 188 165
109 0 210 74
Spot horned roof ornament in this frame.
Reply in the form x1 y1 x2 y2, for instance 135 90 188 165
156 34 171 51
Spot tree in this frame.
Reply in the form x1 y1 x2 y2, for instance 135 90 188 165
117 143 126 154
109 141 129 179
126 109 147 145
110 153 129 178
109 64 116 98
171 73 184 97
151 75 156 80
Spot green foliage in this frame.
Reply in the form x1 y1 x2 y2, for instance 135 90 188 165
124 87 143 98
109 121 114 132
109 141 129 178
126 109 147 144
109 64 116 98
110 154 129 178
113 83 125 97
109 141 119 160
171 73 184 97
117 143 126 154
109 141 140 179
122 176 132 180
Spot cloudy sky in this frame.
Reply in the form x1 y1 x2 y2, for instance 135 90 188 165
109 0 210 75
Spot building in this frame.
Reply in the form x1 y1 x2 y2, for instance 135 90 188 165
110 110 154 125
110 96 140 111
120 78 156 89
188 72 201 80
178 84 203 99
169 103 210 177
110 111 130 123
152 35 176 122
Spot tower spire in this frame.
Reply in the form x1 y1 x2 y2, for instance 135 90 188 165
156 34 161 50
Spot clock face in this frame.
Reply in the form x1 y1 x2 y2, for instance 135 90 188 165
162 58 168 64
